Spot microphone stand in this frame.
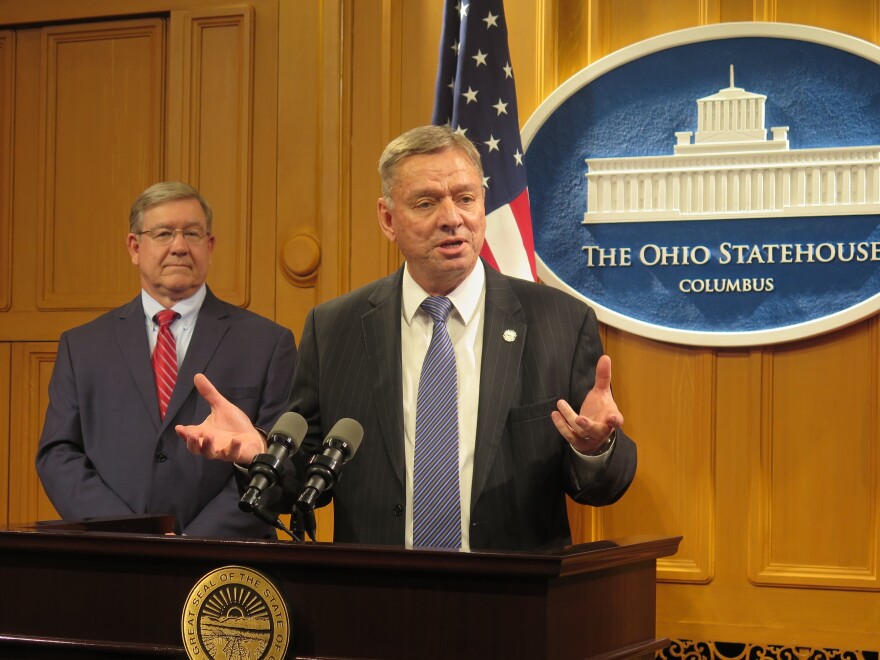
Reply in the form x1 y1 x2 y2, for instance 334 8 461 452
241 452 310 542
251 501 302 542
290 507 316 542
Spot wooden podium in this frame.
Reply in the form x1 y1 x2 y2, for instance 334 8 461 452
0 516 680 659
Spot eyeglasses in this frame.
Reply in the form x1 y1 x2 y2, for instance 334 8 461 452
136 227 210 246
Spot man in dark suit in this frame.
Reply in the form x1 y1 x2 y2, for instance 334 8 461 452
36 182 296 538
178 126 636 551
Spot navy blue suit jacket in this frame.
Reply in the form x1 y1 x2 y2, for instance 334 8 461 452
36 288 296 537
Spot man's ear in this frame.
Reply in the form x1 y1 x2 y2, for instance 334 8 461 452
377 197 396 242
205 233 216 263
126 233 140 265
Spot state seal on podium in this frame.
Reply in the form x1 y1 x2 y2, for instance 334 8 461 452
181 565 290 659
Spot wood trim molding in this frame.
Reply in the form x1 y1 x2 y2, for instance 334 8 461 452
701 0 721 24
587 0 608 63
875 0 880 45
317 0 350 302
379 0 403 278
0 343 10 524
0 31 13 313
753 0 777 22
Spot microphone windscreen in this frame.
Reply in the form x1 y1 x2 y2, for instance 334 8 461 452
326 418 364 454
268 412 309 449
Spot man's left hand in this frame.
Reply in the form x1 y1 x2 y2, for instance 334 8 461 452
551 354 624 454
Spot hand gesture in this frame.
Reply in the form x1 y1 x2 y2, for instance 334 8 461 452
551 354 624 454
175 373 266 464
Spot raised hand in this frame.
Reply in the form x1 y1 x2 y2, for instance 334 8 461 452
175 373 266 464
550 354 624 454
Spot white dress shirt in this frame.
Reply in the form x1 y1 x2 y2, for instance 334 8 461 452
401 261 485 551
141 284 207 367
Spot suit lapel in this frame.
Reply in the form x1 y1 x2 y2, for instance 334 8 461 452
471 267 526 508
116 296 161 433
363 270 406 488
164 288 229 429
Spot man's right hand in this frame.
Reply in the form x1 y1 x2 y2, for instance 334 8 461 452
176 373 266 464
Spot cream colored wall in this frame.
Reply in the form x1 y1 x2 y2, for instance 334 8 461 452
0 0 877 650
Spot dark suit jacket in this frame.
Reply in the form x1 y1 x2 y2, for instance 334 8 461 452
291 264 636 551
36 288 297 538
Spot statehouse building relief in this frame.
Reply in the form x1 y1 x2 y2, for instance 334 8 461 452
584 66 880 223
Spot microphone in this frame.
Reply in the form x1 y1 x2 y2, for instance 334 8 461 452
295 418 364 514
239 412 308 514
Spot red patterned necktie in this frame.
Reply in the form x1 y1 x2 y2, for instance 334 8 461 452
152 309 180 420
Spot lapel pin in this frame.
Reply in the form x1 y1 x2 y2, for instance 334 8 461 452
502 329 517 343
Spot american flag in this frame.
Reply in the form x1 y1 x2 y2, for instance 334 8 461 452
432 0 537 281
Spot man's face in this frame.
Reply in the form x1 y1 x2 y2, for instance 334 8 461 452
377 147 486 295
126 198 215 306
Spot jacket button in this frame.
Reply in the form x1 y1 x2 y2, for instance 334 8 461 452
392 504 403 517
155 452 168 463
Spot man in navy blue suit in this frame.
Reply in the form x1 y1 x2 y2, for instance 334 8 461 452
178 127 636 551
37 182 297 538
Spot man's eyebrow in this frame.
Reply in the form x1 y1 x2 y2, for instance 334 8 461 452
407 188 439 199
404 182 480 202
450 182 480 195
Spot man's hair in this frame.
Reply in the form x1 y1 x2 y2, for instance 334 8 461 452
129 181 213 233
378 125 484 204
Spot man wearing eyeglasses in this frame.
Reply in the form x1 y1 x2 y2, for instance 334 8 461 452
35 181 297 538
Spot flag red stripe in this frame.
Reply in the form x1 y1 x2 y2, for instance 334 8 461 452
480 240 499 273
508 189 537 280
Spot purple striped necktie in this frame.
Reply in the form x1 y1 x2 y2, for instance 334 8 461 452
152 309 179 420
413 296 461 549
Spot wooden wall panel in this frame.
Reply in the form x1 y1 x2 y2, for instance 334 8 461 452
504 1 547 127
3 25 129 342
349 1 392 291
36 20 164 310
551 0 589 87
750 324 879 589
276 0 326 329
398 2 443 132
601 332 715 583
168 7 255 308
760 0 880 43
719 0 758 23
656 347 880 649
7 343 58 525
0 31 11 313
590 0 721 60
275 2 342 336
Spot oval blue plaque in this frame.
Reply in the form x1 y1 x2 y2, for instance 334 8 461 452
522 23 880 346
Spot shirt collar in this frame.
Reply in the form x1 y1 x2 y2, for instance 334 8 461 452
401 260 485 327
141 284 207 327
